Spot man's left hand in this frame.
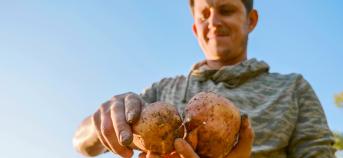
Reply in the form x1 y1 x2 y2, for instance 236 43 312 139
139 115 254 158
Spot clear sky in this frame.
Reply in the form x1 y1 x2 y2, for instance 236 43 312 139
0 0 342 158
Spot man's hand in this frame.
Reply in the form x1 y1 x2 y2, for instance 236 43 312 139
173 115 254 158
92 92 144 157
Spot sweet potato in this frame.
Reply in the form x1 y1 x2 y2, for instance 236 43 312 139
132 101 184 156
184 92 241 158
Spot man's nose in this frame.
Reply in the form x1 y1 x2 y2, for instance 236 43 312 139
208 11 222 27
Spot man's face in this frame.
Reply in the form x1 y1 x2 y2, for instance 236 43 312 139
192 0 257 64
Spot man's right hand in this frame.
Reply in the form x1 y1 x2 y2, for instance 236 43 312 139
91 92 144 157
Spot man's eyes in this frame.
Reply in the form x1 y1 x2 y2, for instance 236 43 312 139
220 8 235 15
196 7 235 21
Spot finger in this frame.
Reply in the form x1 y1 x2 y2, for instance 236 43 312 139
100 105 133 158
110 96 133 146
138 152 147 158
237 114 254 149
124 93 143 124
226 114 254 157
92 108 111 151
186 127 199 150
174 138 199 158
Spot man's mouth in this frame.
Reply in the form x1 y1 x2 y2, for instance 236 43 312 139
207 28 230 39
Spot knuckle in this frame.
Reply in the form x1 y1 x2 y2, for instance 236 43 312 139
112 92 134 100
110 104 116 112
111 93 124 100
126 91 135 96
111 96 120 102
125 94 136 100
110 99 124 111
100 103 107 111
111 102 122 111
127 92 137 97
125 93 140 102
126 101 139 109
125 95 141 108
99 101 111 111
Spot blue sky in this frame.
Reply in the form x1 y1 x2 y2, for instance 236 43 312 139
0 0 342 158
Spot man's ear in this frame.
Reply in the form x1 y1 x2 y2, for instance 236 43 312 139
192 23 198 37
247 9 259 33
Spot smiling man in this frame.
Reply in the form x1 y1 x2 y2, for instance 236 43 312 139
73 0 336 157
191 0 255 67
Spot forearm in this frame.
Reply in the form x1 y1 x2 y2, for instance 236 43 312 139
73 115 107 157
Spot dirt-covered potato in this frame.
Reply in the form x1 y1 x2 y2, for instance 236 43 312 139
132 101 183 156
184 92 241 158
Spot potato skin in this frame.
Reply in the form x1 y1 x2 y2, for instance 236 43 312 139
184 92 241 158
132 101 183 155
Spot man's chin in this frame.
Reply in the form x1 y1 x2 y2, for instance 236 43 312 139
204 53 231 62
208 41 232 50
211 48 232 57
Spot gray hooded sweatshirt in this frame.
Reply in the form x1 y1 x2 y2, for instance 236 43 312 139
140 58 336 158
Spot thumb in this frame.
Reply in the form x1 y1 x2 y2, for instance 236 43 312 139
174 138 199 158
226 114 254 158
185 127 199 149
239 115 254 148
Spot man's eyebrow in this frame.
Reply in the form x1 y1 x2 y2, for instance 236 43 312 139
195 2 237 11
218 3 237 9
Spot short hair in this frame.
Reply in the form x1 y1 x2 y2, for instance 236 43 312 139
189 0 254 16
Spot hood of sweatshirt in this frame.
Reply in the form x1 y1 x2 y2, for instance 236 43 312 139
182 58 269 102
191 58 269 87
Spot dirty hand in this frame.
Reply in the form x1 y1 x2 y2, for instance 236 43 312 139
160 115 254 158
92 92 144 157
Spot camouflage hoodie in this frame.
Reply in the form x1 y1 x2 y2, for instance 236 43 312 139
140 58 336 158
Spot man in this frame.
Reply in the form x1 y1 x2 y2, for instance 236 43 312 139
73 0 336 157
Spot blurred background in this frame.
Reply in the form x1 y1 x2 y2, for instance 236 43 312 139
0 0 342 157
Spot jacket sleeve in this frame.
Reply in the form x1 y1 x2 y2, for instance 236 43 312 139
139 82 160 104
139 77 175 104
287 75 336 158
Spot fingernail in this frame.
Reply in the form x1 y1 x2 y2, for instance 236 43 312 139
241 114 248 127
127 112 135 123
120 131 132 145
241 113 248 120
